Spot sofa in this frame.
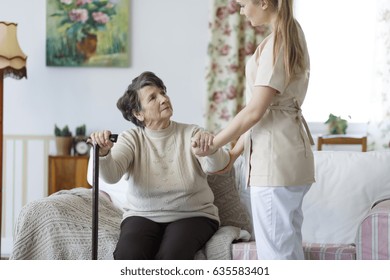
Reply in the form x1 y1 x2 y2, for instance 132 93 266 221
230 150 390 260
10 150 390 260
94 150 390 260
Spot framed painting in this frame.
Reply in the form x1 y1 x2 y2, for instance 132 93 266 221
46 0 129 67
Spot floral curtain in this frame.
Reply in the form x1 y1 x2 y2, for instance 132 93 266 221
367 0 390 150
205 0 270 134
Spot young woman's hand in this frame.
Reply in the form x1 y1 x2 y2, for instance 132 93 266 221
191 130 216 156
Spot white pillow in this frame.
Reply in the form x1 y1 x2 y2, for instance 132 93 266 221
233 156 255 240
302 151 390 244
87 158 128 210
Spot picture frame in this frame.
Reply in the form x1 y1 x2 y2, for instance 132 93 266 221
46 0 129 67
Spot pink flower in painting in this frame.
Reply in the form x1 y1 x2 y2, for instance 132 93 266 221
219 44 231 56
226 86 238 100
52 0 117 42
76 0 92 6
69 9 89 23
92 12 110 24
212 91 225 104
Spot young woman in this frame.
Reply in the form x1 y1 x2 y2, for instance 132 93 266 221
194 0 315 259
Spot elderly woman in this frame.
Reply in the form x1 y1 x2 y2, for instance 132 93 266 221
89 71 229 260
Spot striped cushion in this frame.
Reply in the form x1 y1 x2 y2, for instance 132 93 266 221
232 241 257 260
356 200 390 259
303 243 356 260
232 241 356 260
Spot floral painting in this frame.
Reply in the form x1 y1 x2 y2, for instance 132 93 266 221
46 0 129 67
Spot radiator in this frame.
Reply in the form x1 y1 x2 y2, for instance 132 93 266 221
1 135 55 256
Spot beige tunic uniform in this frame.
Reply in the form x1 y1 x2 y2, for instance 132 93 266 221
244 26 315 187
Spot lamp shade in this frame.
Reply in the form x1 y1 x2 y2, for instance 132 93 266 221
0 21 27 79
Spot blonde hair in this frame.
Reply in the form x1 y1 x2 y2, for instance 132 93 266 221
254 0 305 81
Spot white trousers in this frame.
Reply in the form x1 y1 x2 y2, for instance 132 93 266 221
250 184 311 260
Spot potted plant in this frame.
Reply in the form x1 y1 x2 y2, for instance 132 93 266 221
324 113 349 134
75 124 86 137
55 124 73 155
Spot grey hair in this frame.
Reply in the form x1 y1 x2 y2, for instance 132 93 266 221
116 71 167 128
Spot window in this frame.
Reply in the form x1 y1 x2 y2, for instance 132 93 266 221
294 0 376 123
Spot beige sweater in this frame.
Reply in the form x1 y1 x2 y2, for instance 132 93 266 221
98 121 229 224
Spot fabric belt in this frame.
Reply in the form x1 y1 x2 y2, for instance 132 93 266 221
268 99 314 157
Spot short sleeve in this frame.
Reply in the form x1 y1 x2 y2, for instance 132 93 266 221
254 38 287 94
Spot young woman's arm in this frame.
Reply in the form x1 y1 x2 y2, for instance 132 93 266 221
195 85 276 157
214 86 276 149
211 134 245 174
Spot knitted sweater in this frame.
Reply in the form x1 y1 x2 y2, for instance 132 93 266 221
98 121 229 224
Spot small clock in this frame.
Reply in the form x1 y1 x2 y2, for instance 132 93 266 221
74 137 90 156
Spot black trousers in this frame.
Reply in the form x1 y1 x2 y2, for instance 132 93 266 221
113 216 219 260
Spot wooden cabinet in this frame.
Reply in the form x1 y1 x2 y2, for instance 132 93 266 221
48 155 91 195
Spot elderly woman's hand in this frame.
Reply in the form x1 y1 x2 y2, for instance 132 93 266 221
88 130 115 157
191 130 216 156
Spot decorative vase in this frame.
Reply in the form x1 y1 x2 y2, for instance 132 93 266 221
76 33 97 60
55 136 73 156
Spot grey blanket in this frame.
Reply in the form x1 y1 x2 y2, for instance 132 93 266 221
10 188 242 260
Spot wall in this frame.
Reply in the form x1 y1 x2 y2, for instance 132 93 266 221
1 0 211 258
1 0 211 135
1 0 372 135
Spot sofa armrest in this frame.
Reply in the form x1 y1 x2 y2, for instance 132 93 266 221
356 199 390 259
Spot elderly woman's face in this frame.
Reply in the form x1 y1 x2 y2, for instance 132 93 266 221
135 85 173 130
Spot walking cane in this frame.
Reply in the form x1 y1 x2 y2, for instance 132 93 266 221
89 134 118 260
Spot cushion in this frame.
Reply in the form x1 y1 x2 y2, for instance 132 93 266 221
356 199 390 259
303 243 356 260
87 158 128 210
207 161 252 234
231 242 357 260
232 241 258 260
302 151 390 244
234 156 255 240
